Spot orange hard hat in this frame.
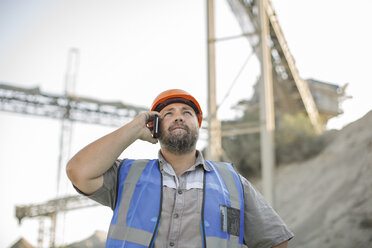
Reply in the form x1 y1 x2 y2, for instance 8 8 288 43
151 89 203 127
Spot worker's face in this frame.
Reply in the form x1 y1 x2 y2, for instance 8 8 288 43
158 103 199 155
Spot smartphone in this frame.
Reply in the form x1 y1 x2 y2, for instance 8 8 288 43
153 114 160 138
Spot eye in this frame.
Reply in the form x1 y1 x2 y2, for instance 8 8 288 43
184 111 192 116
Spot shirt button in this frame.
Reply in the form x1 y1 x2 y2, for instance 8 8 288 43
178 189 183 194
174 213 179 218
170 241 175 246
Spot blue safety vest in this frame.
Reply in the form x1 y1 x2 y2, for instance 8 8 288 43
106 159 245 248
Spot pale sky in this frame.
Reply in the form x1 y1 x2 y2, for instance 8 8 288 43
1 0 371 247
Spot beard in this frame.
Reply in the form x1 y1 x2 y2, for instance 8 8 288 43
158 122 199 155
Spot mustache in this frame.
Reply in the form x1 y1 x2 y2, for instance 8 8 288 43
168 123 189 132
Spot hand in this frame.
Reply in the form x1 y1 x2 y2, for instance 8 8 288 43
133 111 160 144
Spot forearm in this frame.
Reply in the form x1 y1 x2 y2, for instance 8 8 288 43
68 121 138 178
66 112 158 194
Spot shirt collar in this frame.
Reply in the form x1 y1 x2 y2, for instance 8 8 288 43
157 150 212 172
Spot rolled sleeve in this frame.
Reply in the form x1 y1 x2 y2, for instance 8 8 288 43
240 175 294 248
73 159 122 210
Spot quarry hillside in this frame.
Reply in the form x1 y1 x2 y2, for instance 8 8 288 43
271 110 372 248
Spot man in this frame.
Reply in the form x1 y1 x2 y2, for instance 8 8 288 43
67 89 293 248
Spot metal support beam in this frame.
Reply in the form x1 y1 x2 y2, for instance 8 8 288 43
265 1 323 133
225 0 325 133
37 218 45 248
258 0 276 207
207 0 222 161
209 32 257 43
57 48 79 195
0 83 147 126
49 213 57 248
16 194 99 247
15 195 99 223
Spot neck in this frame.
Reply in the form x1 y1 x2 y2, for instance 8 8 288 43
160 148 197 176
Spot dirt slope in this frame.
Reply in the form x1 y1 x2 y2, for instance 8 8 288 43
273 110 372 248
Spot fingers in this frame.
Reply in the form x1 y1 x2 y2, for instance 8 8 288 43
134 111 159 127
135 111 160 144
139 111 159 124
142 121 159 143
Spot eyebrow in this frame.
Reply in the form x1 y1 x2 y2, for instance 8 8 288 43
164 106 194 112
182 106 193 111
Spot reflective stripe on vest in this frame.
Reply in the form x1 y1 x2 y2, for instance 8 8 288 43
106 159 162 248
203 161 245 247
106 159 244 248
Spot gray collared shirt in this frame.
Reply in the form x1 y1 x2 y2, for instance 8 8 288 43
81 151 293 248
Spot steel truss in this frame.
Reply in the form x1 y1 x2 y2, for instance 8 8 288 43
0 83 147 127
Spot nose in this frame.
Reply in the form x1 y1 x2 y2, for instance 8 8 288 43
174 114 184 123
173 110 184 123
